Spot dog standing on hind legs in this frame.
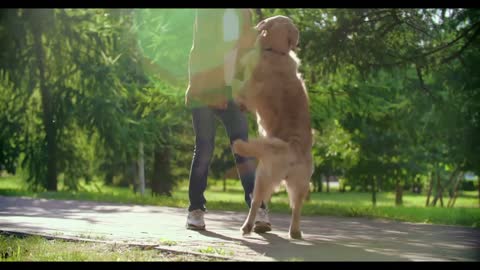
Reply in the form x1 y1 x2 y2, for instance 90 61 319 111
232 15 313 239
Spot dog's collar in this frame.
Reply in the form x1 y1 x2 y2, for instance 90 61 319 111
263 48 287 56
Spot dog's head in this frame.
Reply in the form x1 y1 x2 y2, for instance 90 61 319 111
255 15 299 55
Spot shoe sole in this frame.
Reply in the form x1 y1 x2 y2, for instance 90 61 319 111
253 223 272 233
186 223 206 231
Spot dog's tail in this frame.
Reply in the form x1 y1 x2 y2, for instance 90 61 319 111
232 137 290 159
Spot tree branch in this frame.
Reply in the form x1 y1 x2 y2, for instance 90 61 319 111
415 64 431 96
402 17 434 38
373 20 480 68
441 24 480 64
414 20 480 59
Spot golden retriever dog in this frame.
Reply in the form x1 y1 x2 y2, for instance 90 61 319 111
232 15 313 239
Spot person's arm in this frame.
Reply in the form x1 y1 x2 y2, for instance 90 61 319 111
237 9 257 51
234 9 257 80
186 10 228 109
188 9 202 77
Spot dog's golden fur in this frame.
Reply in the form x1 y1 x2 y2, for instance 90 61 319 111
232 15 313 239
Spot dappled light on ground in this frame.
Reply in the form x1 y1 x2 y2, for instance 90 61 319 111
1 196 478 261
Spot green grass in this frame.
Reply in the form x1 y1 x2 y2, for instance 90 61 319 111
197 246 234 256
159 238 178 246
0 233 222 261
1 175 479 228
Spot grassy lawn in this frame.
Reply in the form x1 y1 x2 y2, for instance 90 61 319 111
0 175 479 228
0 233 221 261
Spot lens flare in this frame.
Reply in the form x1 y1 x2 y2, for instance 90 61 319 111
133 9 195 95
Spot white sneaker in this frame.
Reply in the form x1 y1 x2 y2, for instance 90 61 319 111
254 208 272 233
186 209 206 230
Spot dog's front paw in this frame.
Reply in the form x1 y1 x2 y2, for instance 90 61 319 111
241 222 254 236
238 103 248 112
232 139 245 154
289 230 303 240
232 96 248 111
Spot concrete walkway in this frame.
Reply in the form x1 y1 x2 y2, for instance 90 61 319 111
0 195 479 261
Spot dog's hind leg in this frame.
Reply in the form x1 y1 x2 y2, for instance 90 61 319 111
241 194 262 235
285 172 310 240
241 161 276 235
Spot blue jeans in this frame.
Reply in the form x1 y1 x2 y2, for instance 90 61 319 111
188 99 265 212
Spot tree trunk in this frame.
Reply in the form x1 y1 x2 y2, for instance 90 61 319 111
32 15 57 191
446 168 460 194
426 172 434 206
151 147 173 197
310 70 317 85
318 174 325 192
105 170 114 185
372 176 377 207
433 167 458 207
132 162 138 193
326 175 330 193
432 171 442 207
223 176 227 192
448 172 463 208
137 142 145 196
439 190 444 207
478 177 480 207
395 179 403 206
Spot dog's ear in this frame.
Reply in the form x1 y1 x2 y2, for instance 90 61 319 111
255 19 266 31
255 18 274 31
287 22 299 50
255 18 274 51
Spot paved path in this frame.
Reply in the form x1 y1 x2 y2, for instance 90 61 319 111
0 196 479 261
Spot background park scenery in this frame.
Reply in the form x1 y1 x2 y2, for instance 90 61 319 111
0 8 479 238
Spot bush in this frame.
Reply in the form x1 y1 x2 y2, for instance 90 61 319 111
461 181 476 191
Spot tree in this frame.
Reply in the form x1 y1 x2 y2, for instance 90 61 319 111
312 120 359 193
0 9 143 191
264 8 480 206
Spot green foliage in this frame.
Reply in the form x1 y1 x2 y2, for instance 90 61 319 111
133 9 195 90
0 234 217 261
461 181 476 191
0 9 479 207
0 78 24 174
